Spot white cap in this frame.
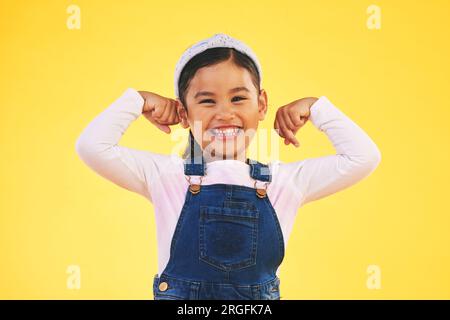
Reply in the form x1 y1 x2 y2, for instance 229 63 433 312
174 33 262 99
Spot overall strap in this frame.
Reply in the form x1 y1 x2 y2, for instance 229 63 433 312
184 157 205 176
246 158 272 182
183 130 205 176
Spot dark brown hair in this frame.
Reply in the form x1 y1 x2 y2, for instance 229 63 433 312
178 47 261 159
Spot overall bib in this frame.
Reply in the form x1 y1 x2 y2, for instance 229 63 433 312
153 153 285 300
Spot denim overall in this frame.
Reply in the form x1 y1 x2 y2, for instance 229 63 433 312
153 143 285 300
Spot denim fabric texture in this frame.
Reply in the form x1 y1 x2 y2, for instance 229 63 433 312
153 156 285 300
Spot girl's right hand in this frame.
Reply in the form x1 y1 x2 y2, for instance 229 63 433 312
138 90 180 134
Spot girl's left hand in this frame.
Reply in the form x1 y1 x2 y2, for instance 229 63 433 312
274 97 318 147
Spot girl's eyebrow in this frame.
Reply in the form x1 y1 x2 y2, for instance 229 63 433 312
194 86 250 99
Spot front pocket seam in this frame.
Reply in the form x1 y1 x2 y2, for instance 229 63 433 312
200 205 259 218
202 213 258 222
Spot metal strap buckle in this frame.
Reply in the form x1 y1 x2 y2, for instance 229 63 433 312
185 175 203 195
254 180 269 198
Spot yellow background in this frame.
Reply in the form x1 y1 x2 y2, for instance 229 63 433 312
1 0 449 299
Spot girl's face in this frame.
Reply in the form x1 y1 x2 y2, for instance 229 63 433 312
177 58 268 161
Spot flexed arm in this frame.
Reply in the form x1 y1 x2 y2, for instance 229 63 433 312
274 96 381 206
75 88 179 201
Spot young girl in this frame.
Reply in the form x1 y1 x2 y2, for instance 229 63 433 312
75 33 381 300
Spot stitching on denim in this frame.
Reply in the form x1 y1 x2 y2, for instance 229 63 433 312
198 206 258 271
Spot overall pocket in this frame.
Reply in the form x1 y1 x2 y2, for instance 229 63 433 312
199 205 259 271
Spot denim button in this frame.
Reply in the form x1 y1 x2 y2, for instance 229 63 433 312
159 281 169 291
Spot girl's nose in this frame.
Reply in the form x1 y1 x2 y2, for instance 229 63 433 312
216 104 235 120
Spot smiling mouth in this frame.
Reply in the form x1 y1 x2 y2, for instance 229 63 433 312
208 126 243 140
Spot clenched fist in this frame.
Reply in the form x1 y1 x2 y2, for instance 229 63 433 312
138 90 180 134
274 97 318 147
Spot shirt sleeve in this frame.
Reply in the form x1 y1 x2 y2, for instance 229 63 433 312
75 88 167 202
281 96 382 207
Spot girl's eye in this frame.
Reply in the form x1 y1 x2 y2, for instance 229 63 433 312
199 99 215 104
232 96 246 102
199 97 247 104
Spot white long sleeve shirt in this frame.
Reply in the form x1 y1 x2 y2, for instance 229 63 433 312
75 88 381 277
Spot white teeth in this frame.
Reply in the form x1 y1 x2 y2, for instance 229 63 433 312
210 127 242 137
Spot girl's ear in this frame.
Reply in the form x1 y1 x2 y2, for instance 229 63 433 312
257 89 268 121
176 99 190 129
